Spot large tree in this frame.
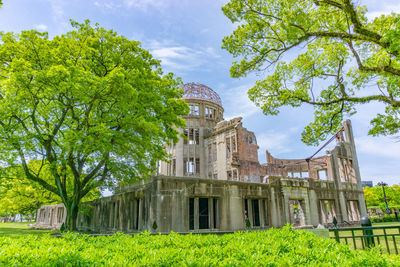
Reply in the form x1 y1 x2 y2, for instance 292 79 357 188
364 185 400 209
222 0 400 145
0 20 188 230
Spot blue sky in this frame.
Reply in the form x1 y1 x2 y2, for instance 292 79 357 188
0 0 399 185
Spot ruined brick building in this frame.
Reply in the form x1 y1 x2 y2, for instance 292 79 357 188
36 83 367 232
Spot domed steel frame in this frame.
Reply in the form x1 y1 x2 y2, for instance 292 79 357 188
182 83 222 107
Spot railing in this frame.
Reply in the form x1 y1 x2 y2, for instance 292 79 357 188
329 225 400 254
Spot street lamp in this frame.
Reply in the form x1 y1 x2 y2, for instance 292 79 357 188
377 182 391 215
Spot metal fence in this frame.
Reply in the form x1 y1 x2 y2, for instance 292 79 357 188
329 225 400 254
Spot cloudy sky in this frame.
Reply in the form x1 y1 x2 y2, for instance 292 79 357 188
0 0 399 185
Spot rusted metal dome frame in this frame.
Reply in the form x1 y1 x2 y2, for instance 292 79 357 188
182 83 222 107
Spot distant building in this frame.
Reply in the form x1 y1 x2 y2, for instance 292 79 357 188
362 181 373 188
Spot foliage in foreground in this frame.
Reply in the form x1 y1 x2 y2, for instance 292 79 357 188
0 20 188 230
222 0 400 145
0 226 399 266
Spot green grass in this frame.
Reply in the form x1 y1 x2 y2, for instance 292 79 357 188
0 222 58 236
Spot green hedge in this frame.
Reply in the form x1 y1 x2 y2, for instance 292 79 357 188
0 226 399 266
370 214 399 223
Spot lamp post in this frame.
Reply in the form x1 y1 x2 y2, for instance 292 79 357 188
377 182 390 215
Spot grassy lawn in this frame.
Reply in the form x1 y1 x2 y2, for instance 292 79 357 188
0 222 58 236
329 221 400 254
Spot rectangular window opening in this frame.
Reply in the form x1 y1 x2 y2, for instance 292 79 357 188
226 137 231 158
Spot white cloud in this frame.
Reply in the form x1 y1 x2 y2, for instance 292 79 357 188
355 135 400 185
146 39 221 73
34 24 48 31
221 83 259 120
356 136 400 160
257 131 293 157
94 1 119 10
123 0 167 10
364 0 400 20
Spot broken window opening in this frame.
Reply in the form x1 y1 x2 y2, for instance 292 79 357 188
347 200 360 222
185 128 199 145
226 137 231 158
227 170 232 180
320 200 336 224
232 169 238 180
189 104 199 116
184 157 199 175
318 169 328 180
289 200 305 226
232 135 237 152
205 107 215 119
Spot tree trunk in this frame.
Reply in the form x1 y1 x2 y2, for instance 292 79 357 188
65 201 79 231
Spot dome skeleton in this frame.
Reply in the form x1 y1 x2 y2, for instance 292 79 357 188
182 82 222 107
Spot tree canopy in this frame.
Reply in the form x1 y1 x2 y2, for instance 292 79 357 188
364 184 400 210
0 20 188 229
222 0 400 145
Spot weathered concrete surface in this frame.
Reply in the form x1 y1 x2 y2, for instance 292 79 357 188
35 83 366 232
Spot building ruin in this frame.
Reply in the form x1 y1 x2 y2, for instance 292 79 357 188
36 83 367 232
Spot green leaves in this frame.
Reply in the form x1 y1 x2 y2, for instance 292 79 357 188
223 0 400 145
0 227 398 265
0 20 188 229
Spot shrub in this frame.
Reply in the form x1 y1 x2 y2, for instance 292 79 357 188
370 214 398 223
0 226 398 266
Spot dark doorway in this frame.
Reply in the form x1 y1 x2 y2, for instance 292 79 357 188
199 198 209 229
252 199 260 226
189 198 194 230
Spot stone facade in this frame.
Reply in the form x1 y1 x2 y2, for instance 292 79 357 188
35 83 367 232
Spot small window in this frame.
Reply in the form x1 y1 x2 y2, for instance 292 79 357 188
226 137 231 158
232 135 237 152
189 104 199 116
318 169 327 180
205 107 215 119
185 128 199 145
186 158 195 174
